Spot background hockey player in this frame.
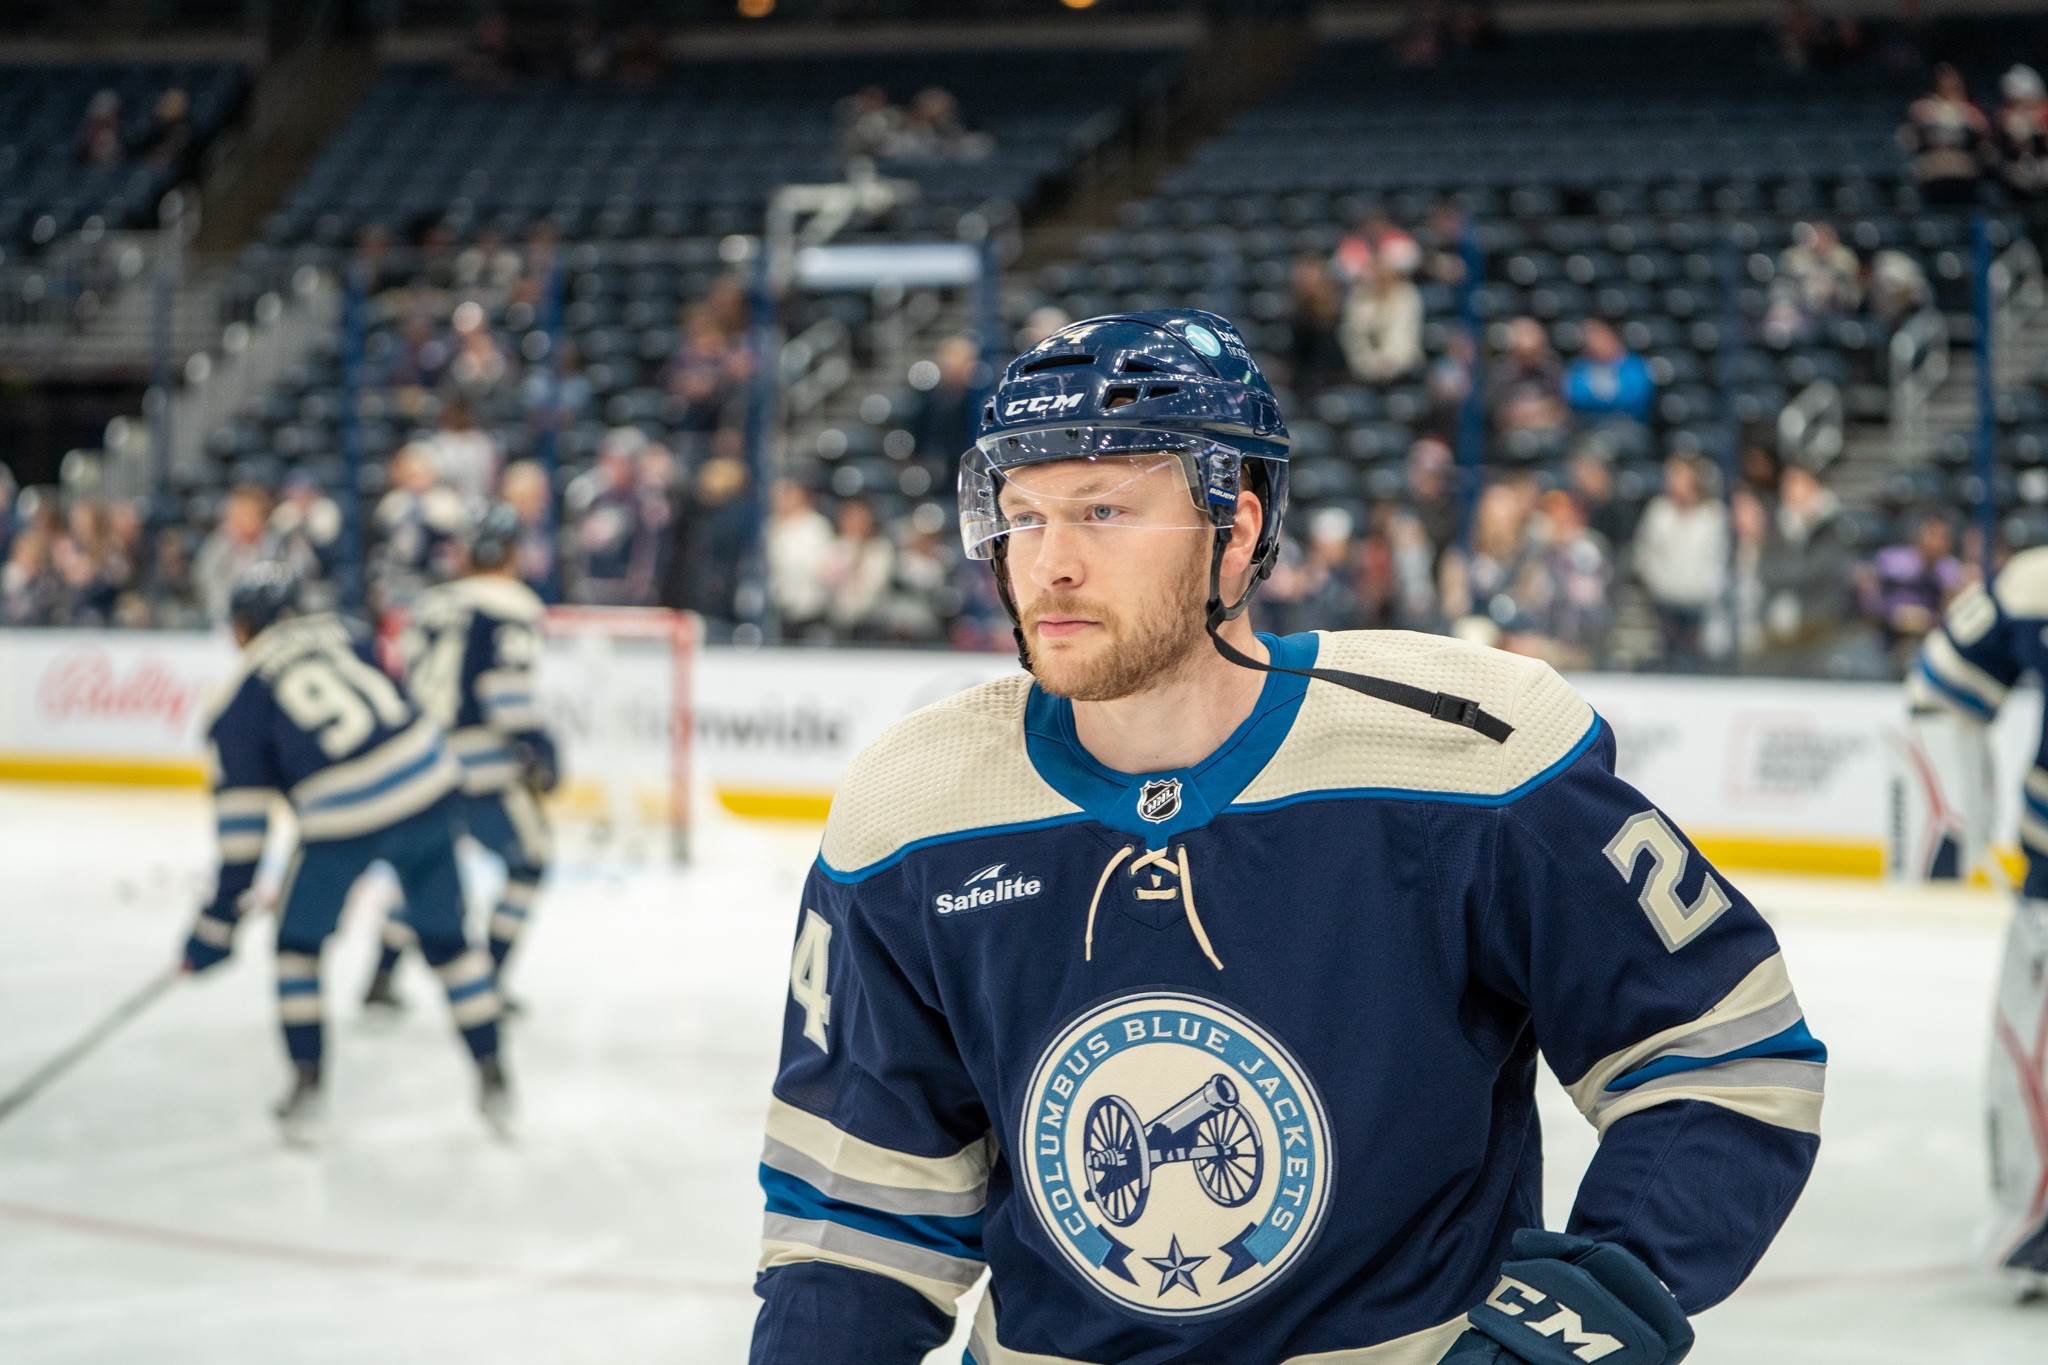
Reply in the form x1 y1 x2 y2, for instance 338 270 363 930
749 311 1825 1364
366 504 558 1016
1905 561 2048 1290
180 563 510 1144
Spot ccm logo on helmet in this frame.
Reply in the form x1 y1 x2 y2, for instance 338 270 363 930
1003 393 1087 418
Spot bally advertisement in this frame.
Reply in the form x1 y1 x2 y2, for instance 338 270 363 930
0 623 2036 875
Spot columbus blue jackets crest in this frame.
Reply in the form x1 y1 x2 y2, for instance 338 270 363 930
1021 991 1332 1318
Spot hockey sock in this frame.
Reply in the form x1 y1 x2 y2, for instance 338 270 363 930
374 943 404 977
487 873 539 968
376 912 415 977
423 943 502 1061
277 950 324 1064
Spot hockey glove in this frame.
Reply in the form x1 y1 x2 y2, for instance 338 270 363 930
1448 1230 1693 1365
514 733 559 795
182 908 239 974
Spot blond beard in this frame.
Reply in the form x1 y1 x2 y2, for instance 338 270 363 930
1020 537 1212 702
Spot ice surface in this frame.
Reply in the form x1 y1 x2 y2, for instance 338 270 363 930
0 786 2043 1363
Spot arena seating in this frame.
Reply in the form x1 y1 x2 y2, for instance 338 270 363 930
0 61 248 247
262 47 1178 249
1001 18 2048 549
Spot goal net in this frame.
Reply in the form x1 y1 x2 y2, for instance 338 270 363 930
538 606 697 862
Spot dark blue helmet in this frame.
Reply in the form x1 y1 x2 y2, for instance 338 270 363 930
228 560 301 637
467 502 520 572
961 309 1290 621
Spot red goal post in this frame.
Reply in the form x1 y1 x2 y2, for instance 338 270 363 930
541 606 698 862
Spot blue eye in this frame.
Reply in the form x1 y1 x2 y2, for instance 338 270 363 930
1088 505 1117 521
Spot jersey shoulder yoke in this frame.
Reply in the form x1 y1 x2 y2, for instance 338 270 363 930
820 671 1078 878
1235 629 1596 807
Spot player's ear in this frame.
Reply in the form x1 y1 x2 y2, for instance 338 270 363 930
1220 488 1263 583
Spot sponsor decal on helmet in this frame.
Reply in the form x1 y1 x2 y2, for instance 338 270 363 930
1182 324 1224 357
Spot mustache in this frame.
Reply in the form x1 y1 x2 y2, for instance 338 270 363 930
1022 594 1120 630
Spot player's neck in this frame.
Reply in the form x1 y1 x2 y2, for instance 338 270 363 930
1069 617 1269 775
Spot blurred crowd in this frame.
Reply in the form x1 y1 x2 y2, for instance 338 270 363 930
75 87 192 170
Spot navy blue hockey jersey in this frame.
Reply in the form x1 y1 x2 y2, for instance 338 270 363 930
198 613 460 923
399 573 554 795
752 631 1825 1365
1911 549 2048 891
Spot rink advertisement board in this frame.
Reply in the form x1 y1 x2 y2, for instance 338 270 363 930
0 624 2041 876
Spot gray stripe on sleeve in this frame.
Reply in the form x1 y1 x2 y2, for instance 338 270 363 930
1612 994 1808 1083
762 1137 989 1218
762 1213 985 1288
1593 1057 1826 1122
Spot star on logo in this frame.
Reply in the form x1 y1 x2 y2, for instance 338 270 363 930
1144 1235 1209 1298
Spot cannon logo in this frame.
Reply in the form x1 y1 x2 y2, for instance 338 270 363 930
1018 991 1333 1319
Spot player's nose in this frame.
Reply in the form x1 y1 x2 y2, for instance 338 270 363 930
1022 523 1088 591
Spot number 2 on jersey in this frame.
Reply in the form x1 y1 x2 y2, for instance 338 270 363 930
1603 809 1731 953
790 909 833 1051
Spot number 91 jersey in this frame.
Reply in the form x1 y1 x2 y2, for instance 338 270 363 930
205 613 460 845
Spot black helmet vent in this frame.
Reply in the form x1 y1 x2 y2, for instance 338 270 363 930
1020 353 1096 374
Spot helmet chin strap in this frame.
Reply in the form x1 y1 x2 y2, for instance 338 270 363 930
1200 531 1515 745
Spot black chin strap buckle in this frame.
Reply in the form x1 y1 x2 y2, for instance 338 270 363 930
1430 693 1482 729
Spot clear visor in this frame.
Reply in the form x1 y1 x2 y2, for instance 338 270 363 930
958 437 1245 561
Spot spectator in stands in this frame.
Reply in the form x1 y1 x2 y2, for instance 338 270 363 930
670 444 751 623
77 90 123 167
136 89 190 167
637 441 680 602
1364 502 1441 632
4 524 64 624
1755 463 1854 667
1287 255 1346 396
430 395 501 506
769 480 833 634
1534 489 1611 669
1423 330 1475 440
1770 221 1862 346
1633 456 1728 671
387 313 452 397
570 430 655 606
458 11 517 86
892 89 992 161
271 472 344 596
1339 239 1424 384
448 300 510 399
822 498 896 639
1270 507 1362 636
1489 317 1568 459
1898 63 1992 207
1864 246 1932 329
0 466 15 569
1996 65 2048 252
1567 450 1638 552
194 485 278 627
1564 320 1655 457
1404 435 1461 563
1440 477 1545 643
1860 508 1966 670
455 231 524 297
663 305 751 439
837 86 903 161
1333 210 1416 289
569 15 616 82
144 528 202 630
905 336 983 476
372 445 464 608
499 460 557 597
51 500 123 627
1017 305 1071 352
882 505 960 643
1420 198 1470 287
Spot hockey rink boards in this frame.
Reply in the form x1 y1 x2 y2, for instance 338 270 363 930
1 783 2044 1363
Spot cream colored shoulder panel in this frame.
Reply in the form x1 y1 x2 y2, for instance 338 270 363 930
453 574 546 621
820 672 1080 876
1995 546 2048 618
1234 630 1596 805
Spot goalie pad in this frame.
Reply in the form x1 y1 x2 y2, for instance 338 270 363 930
1988 897 2048 1281
1885 711 1996 882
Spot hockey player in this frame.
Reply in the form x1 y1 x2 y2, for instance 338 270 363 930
1905 559 2048 1290
749 312 1825 1364
364 504 558 1015
181 564 510 1144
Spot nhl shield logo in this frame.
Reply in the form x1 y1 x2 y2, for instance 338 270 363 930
1137 778 1183 824
1019 991 1334 1319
